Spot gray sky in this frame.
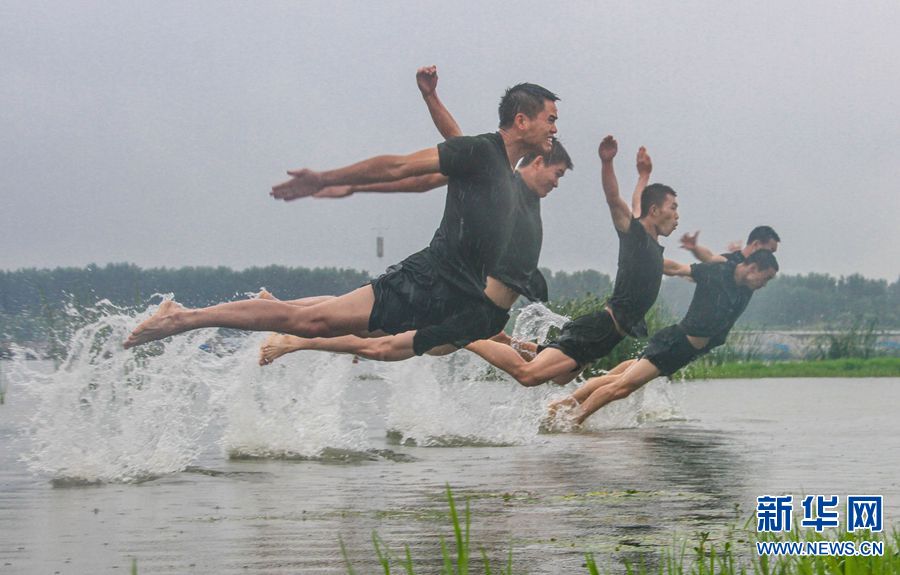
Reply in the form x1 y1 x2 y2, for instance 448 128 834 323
2 1 898 280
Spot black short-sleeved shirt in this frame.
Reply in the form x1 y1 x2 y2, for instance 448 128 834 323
492 174 547 302
605 218 665 337
678 261 753 348
432 132 517 298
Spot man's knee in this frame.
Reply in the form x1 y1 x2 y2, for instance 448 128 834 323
357 339 386 361
287 307 332 337
511 363 546 387
298 287 373 337
362 337 413 362
290 300 366 338
515 352 576 387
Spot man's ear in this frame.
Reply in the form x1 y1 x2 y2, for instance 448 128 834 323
514 112 529 131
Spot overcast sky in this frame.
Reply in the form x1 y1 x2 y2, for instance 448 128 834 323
2 1 898 281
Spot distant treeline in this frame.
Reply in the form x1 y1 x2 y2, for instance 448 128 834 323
659 272 900 329
0 263 370 342
1 263 898 342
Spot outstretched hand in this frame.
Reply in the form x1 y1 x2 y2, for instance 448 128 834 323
598 135 617 162
271 169 324 201
416 65 438 97
636 146 652 176
680 231 700 251
312 185 354 199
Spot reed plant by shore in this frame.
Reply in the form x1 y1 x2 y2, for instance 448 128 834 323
340 487 898 574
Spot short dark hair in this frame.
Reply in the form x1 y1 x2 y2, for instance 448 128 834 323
639 183 677 219
747 225 781 245
520 139 574 170
498 83 559 129
745 248 779 272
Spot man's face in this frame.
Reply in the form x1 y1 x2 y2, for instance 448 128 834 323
522 100 558 153
653 194 679 237
744 265 778 290
530 160 568 198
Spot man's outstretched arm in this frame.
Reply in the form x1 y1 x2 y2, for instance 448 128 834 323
599 135 633 233
271 147 440 201
272 66 464 202
630 146 652 218
417 65 463 140
680 231 726 263
311 174 449 199
663 258 693 277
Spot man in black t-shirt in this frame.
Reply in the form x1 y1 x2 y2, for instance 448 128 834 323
462 136 679 387
549 249 779 426
679 225 780 265
125 74 561 356
256 67 572 365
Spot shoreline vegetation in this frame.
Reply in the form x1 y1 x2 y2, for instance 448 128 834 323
683 357 900 380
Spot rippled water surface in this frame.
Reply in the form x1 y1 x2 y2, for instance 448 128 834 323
0 304 897 574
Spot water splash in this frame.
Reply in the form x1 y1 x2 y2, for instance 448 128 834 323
10 301 220 483
384 352 552 447
222 348 369 459
5 301 681 483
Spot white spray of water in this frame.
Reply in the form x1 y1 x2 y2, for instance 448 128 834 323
6 301 681 482
222 348 368 459
10 301 221 483
384 352 552 447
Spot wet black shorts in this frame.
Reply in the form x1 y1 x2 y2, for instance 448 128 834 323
368 252 509 355
640 324 707 377
542 309 625 368
412 298 510 356
368 253 463 336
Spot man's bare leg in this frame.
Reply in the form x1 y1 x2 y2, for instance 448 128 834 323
547 359 635 416
488 331 538 361
573 359 661 424
570 359 636 402
257 289 336 308
464 340 579 387
124 286 376 349
255 290 343 365
259 331 458 366
261 331 423 362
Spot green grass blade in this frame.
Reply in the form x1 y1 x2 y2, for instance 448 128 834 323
480 547 492 575
373 531 391 574
403 544 415 575
339 536 357 575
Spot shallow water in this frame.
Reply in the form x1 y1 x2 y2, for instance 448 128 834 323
0 305 897 574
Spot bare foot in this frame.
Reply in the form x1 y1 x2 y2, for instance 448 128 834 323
259 333 304 366
542 398 581 432
124 300 186 349
547 395 578 418
256 289 278 301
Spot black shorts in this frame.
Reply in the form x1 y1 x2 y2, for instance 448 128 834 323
542 309 625 368
368 252 465 336
368 252 509 356
640 324 707 377
412 299 510 356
